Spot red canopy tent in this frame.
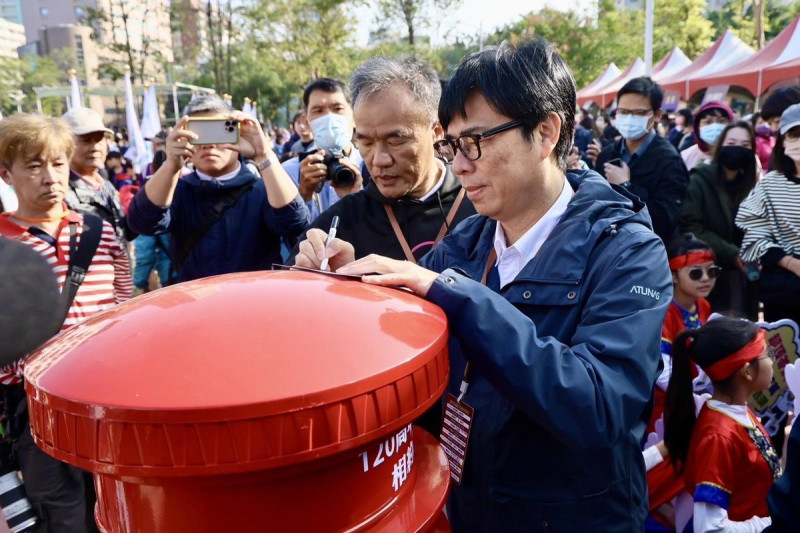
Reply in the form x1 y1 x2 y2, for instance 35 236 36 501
761 56 800 92
687 15 800 98
576 63 622 108
652 48 692 81
578 58 646 108
594 58 646 108
659 30 754 100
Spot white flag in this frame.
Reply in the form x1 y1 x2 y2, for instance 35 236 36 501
124 72 150 174
140 85 161 140
69 73 83 109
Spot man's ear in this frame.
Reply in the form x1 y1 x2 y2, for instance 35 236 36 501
0 166 12 186
653 109 664 124
537 112 562 161
432 121 444 141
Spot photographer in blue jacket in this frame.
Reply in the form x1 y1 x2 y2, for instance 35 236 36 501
296 39 672 532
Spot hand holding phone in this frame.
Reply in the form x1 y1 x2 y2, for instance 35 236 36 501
186 117 240 145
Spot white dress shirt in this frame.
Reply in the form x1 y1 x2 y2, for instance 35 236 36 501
493 176 572 288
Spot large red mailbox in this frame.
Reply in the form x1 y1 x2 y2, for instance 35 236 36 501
24 271 451 532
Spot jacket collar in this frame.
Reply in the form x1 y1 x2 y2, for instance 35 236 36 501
364 161 462 206
459 170 651 284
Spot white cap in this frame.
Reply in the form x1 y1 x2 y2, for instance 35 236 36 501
61 107 113 136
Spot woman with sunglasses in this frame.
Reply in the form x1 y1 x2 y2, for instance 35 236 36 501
681 121 759 321
737 103 800 326
664 317 778 533
647 234 720 434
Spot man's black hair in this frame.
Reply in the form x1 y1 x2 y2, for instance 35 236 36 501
617 77 664 112
302 78 350 108
761 87 800 121
439 39 576 170
678 108 692 124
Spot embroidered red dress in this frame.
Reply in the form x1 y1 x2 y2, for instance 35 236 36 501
684 402 779 524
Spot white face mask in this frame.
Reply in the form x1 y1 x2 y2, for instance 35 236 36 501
784 138 800 162
615 114 651 140
699 123 726 146
309 113 353 152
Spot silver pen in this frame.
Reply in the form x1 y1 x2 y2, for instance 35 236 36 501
319 216 340 272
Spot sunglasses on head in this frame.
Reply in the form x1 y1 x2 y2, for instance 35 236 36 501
685 265 722 281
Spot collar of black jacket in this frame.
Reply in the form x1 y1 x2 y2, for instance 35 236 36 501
363 163 462 206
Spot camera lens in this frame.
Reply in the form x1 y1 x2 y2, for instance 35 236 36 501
225 121 231 126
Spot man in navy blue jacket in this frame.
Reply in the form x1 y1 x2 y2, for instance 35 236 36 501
297 39 672 531
128 95 308 282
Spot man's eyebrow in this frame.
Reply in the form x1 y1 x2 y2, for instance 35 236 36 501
450 126 483 137
354 129 413 139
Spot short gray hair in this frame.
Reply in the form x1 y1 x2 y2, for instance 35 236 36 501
350 56 441 123
182 94 231 116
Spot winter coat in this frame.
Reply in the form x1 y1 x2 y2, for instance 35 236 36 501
419 170 672 532
595 135 689 243
297 165 476 262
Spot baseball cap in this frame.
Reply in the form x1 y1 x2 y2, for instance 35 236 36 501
146 129 168 142
779 103 800 135
61 107 113 136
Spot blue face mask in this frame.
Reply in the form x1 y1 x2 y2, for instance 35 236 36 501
309 113 352 152
699 123 726 146
615 114 651 141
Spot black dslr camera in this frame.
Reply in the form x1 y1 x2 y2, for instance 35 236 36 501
300 149 356 188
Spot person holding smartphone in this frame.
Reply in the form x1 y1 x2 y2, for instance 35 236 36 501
127 95 309 282
588 77 689 244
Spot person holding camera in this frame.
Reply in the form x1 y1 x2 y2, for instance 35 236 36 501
281 78 364 224
127 95 309 282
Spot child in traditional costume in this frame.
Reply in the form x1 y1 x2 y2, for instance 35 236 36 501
645 234 720 531
665 317 780 532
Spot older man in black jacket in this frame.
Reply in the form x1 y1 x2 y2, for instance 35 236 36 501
588 77 689 243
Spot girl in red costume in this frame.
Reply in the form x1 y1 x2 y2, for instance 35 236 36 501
645 234 720 532
651 234 719 433
665 317 780 532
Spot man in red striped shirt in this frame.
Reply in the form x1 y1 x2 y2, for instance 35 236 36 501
0 114 132 532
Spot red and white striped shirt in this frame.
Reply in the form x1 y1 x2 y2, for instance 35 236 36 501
0 210 132 385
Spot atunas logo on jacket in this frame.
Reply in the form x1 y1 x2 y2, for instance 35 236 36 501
630 285 661 300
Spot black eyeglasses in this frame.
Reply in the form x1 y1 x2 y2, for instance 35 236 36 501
685 265 722 281
434 119 524 162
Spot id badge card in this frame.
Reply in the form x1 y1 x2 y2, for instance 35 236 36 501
440 393 474 486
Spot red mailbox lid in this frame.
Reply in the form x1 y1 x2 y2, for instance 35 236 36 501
25 271 449 477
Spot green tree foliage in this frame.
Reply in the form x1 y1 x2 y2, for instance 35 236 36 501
487 0 642 88
652 0 714 59
0 48 77 116
488 0 712 90
709 0 800 46
373 0 456 46
238 0 360 122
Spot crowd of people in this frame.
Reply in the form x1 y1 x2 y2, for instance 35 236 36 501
0 38 799 533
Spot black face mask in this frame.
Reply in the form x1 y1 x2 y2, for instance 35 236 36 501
718 145 753 171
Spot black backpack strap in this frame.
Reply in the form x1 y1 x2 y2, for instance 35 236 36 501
62 214 103 322
175 181 256 271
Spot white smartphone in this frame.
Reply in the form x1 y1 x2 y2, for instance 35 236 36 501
186 117 239 145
